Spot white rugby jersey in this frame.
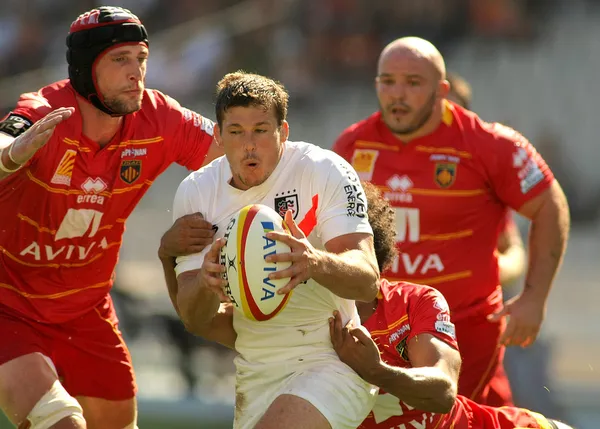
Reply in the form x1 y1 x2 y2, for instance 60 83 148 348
173 140 372 369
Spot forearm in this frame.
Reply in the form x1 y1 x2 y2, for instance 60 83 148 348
0 138 20 180
159 255 180 315
176 274 220 329
312 249 379 301
367 363 456 414
524 189 570 301
189 304 237 350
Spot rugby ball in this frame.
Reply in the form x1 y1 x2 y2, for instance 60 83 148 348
220 204 293 321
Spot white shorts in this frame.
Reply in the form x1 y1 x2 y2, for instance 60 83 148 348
234 360 378 429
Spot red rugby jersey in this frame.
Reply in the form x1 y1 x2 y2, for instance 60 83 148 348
360 279 461 428
361 280 552 429
0 80 214 323
333 101 553 319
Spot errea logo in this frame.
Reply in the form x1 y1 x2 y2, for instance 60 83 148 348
78 178 107 205
384 174 413 203
387 175 413 192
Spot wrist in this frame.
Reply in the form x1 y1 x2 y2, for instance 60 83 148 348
0 147 21 173
521 282 549 302
363 360 389 385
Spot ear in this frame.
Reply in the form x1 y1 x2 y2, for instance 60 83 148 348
214 124 222 146
438 79 451 99
280 120 290 143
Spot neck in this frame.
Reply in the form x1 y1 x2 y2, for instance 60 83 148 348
392 101 444 144
76 96 123 147
356 298 378 324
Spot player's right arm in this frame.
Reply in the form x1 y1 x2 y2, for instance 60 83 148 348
0 108 73 181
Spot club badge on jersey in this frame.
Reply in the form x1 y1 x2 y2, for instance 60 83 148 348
0 113 33 138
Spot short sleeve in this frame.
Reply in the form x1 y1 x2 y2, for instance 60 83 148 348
480 123 554 210
172 173 209 276
314 151 373 245
162 95 215 171
407 287 458 350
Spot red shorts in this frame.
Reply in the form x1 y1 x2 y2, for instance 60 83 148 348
454 312 513 407
0 294 136 401
456 395 554 429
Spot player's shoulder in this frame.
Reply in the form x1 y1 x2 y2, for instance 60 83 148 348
381 279 444 310
452 102 529 149
180 155 226 189
13 79 76 119
286 140 355 178
335 112 380 147
140 88 214 132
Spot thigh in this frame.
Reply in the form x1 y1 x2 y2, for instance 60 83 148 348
54 297 137 402
77 396 137 429
255 394 331 429
0 310 57 424
258 362 377 429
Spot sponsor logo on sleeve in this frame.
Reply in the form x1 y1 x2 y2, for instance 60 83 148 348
182 108 214 135
435 320 456 339
513 147 544 193
0 113 32 138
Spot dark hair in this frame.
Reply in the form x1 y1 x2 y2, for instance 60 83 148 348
446 72 472 109
363 181 397 272
215 71 289 128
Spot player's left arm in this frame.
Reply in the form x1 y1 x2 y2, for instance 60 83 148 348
266 154 379 301
330 290 461 414
483 125 570 347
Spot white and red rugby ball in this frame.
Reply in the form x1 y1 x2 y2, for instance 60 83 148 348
220 204 293 321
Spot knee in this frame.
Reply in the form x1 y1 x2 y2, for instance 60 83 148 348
23 380 85 429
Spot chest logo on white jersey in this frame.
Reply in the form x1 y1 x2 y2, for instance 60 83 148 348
50 150 77 186
274 190 298 220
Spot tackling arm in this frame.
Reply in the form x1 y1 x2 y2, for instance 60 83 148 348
367 334 460 414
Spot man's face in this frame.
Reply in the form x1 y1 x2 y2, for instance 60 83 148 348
95 43 148 114
215 105 288 190
376 53 439 136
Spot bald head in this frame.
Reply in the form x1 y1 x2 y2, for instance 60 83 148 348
378 37 446 80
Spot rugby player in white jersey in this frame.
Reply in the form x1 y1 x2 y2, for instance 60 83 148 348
161 71 380 429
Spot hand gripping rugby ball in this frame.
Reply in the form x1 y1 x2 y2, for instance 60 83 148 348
220 204 293 321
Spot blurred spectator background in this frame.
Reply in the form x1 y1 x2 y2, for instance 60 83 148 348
0 0 599 428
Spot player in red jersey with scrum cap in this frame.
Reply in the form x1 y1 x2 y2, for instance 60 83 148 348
329 183 575 429
0 6 220 429
333 37 570 407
